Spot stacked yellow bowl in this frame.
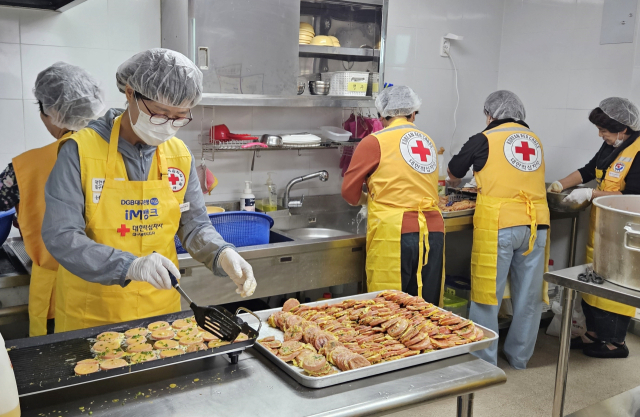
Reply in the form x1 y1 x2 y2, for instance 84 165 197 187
300 22 315 45
309 35 341 47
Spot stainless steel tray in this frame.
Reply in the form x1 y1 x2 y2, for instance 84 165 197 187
242 291 497 389
4 237 32 274
442 208 475 218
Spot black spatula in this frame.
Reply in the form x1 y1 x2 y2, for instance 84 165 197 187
169 272 242 342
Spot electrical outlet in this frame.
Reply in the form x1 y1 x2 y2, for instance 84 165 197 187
440 37 450 57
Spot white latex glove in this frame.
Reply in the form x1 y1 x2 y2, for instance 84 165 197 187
463 177 477 188
547 181 563 193
563 188 593 204
126 253 181 290
357 192 368 206
219 248 257 297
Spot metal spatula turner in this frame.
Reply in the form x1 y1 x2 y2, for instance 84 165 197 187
169 272 242 342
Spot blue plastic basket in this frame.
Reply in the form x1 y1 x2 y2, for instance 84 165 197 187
175 211 274 254
0 208 15 247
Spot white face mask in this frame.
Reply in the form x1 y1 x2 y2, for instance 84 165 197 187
130 97 179 146
613 132 624 148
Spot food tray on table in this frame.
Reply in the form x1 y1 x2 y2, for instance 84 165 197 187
247 291 496 388
7 308 260 396
442 208 475 218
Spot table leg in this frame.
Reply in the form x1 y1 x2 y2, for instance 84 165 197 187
552 287 576 417
569 216 579 268
456 393 473 417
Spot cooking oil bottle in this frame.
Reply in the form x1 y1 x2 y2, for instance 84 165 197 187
263 172 278 212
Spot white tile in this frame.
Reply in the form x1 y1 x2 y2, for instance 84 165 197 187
0 43 21 99
499 29 572 72
629 67 640 105
19 0 110 49
385 26 417 68
307 149 342 194
456 70 500 111
250 150 311 196
107 0 161 51
543 145 595 181
502 0 578 35
576 0 605 29
497 70 570 110
0 154 14 172
561 108 603 150
415 28 453 70
20 44 112 101
415 103 455 152
104 49 142 102
569 25 634 70
387 0 420 28
0 100 25 157
22 99 57 151
525 107 567 150
384 66 415 87
205 153 254 198
413 0 449 29
411 68 456 111
0 7 20 43
566 67 633 110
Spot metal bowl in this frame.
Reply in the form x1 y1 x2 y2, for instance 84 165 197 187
309 81 330 95
546 183 592 213
260 134 283 147
297 82 305 95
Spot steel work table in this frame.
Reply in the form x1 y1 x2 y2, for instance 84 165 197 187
544 264 640 417
566 385 640 416
19 349 505 417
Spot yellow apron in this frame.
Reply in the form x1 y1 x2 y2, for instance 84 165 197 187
471 123 551 305
364 119 445 304
12 132 72 336
583 138 640 317
55 115 192 332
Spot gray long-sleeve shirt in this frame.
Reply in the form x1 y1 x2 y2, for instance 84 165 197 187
42 108 232 287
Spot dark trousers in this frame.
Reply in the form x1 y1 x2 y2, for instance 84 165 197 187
582 299 631 344
400 232 444 304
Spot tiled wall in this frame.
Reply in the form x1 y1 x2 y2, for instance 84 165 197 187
0 0 161 170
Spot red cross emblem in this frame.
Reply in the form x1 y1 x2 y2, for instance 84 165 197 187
411 140 432 162
168 174 180 185
515 141 536 161
117 224 130 237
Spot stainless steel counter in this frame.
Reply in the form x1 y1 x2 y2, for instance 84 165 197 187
566 385 640 417
544 264 640 417
19 349 505 417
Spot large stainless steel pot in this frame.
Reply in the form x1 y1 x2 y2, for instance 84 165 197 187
593 195 640 291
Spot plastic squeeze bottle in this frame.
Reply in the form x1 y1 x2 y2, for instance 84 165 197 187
0 332 20 417
240 181 255 212
438 147 446 196
265 172 278 212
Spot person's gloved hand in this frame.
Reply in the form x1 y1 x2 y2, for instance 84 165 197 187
219 248 256 297
357 192 368 206
126 253 181 290
463 177 477 189
563 188 593 204
548 181 563 193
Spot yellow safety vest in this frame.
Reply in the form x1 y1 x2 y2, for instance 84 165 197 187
583 137 640 317
471 123 551 305
365 118 444 304
54 115 191 332
12 132 72 337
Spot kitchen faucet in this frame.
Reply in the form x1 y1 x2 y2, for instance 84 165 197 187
283 171 329 208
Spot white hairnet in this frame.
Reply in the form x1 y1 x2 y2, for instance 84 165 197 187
116 48 203 108
599 97 640 131
33 62 105 131
375 85 422 118
484 90 526 121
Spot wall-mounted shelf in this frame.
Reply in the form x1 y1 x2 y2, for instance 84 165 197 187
202 141 358 153
197 93 375 108
299 45 379 61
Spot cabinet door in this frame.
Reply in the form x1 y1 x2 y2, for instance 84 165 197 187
191 0 300 95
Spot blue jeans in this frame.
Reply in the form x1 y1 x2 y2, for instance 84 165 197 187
470 226 548 369
582 300 630 344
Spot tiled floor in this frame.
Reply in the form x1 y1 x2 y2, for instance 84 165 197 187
385 329 640 417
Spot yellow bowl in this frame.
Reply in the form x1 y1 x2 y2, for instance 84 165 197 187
310 36 332 46
300 22 314 31
300 30 315 37
299 34 314 40
206 206 225 214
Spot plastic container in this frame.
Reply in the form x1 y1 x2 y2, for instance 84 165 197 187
0 208 15 247
175 211 274 253
240 181 255 212
264 172 278 212
443 293 469 319
321 71 369 96
320 126 351 142
0 332 20 417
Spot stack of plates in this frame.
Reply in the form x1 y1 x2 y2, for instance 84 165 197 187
281 133 322 145
300 22 315 45
309 35 340 47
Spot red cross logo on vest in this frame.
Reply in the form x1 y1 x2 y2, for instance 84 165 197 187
515 141 536 161
411 141 432 162
117 224 130 237
503 133 542 172
167 167 186 192
400 131 437 174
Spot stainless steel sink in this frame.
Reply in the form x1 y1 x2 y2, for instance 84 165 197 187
283 228 352 240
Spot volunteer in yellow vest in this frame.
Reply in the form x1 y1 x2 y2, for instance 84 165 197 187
0 62 105 336
550 97 640 359
341 86 445 305
448 91 550 369
42 49 257 333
